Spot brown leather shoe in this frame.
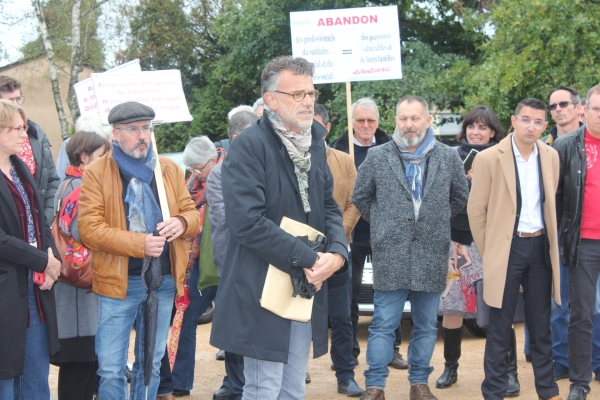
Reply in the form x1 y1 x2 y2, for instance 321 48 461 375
409 384 438 400
360 388 385 400
389 349 409 369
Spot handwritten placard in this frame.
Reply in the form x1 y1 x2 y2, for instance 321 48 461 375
290 6 401 84
91 70 193 125
74 59 141 117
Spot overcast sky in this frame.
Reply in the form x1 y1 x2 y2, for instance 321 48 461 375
0 0 37 67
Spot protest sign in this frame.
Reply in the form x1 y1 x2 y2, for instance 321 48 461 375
74 59 141 117
91 69 193 125
290 6 401 84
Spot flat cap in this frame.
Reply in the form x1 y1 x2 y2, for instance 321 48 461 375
108 101 155 125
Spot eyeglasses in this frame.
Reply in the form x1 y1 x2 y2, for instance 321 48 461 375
549 101 575 111
514 115 546 130
186 158 212 175
5 96 25 106
2 125 28 134
274 90 320 102
114 125 153 136
354 118 378 125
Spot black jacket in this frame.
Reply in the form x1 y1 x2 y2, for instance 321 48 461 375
0 156 60 379
553 125 587 267
329 127 391 154
209 118 348 363
27 120 60 224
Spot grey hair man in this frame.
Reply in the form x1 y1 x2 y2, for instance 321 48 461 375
0 75 60 223
330 97 396 366
210 56 347 399
354 96 469 400
253 97 265 117
543 86 583 145
207 111 259 400
55 114 114 180
227 105 254 120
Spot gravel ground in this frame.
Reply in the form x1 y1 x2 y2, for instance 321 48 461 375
49 318 590 399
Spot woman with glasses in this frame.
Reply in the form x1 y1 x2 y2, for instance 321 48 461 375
0 99 62 398
436 105 520 393
50 131 110 400
156 136 224 399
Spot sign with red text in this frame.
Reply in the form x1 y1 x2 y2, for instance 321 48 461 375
290 6 401 84
74 59 141 118
91 70 193 125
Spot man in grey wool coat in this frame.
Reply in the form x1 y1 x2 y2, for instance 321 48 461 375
353 95 469 400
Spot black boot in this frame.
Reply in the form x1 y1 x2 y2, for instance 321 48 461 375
436 327 462 389
505 328 520 398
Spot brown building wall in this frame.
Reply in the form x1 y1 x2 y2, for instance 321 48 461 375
0 56 93 159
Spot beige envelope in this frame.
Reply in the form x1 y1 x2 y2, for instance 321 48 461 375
260 216 323 322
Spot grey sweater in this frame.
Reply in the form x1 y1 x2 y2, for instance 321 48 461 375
352 141 469 292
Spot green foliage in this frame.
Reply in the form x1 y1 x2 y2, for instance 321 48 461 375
461 0 600 128
21 0 105 69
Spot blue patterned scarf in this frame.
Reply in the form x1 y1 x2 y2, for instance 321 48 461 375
392 127 437 220
112 141 163 234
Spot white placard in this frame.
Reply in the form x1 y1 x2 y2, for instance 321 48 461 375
91 70 192 125
290 6 401 84
74 59 141 117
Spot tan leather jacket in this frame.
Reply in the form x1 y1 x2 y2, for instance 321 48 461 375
327 147 360 244
78 152 200 299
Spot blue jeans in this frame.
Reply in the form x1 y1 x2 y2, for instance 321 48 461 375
364 289 440 388
157 273 218 395
328 264 356 383
0 274 50 400
96 275 175 400
242 320 312 399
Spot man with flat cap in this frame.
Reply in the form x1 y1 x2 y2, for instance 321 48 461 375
78 101 200 400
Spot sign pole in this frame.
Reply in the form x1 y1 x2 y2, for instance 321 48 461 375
151 129 171 222
345 81 354 163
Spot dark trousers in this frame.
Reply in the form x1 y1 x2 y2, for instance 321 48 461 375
225 351 244 400
350 242 371 358
482 235 558 400
568 239 600 391
328 264 356 382
57 361 98 400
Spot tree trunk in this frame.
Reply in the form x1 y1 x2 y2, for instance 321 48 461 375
67 0 83 123
33 0 69 140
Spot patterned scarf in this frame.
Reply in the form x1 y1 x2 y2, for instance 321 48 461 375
58 166 91 266
392 127 437 220
264 104 312 213
112 141 163 234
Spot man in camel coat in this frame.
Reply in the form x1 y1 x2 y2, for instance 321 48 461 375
468 98 562 400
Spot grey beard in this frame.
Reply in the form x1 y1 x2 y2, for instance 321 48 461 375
396 128 425 148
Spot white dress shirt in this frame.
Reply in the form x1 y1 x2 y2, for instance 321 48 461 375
353 135 376 147
511 135 544 233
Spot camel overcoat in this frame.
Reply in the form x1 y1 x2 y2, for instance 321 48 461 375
467 134 561 308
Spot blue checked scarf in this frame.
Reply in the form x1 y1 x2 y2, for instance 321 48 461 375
264 104 312 213
112 141 163 234
392 127 437 220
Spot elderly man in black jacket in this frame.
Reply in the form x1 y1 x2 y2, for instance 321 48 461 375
353 96 469 400
553 83 600 400
210 56 347 399
0 76 60 224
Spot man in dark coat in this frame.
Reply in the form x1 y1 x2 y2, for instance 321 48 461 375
0 76 61 224
210 56 348 399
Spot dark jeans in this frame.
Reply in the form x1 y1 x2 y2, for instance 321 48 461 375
157 261 218 395
58 361 98 400
482 235 557 400
568 239 600 391
350 242 371 358
225 351 244 400
328 263 356 382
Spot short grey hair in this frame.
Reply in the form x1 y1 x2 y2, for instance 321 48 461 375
75 115 113 141
228 105 254 120
396 96 430 116
252 98 264 113
261 56 314 96
228 111 258 140
352 97 379 119
183 136 217 168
